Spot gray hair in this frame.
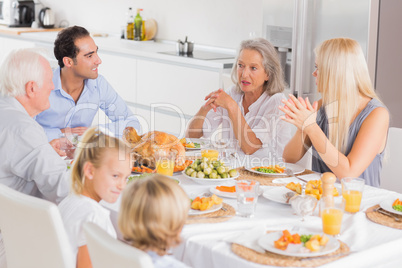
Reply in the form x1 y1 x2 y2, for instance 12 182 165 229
0 48 46 97
231 38 285 96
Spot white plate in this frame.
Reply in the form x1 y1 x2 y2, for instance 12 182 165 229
188 203 222 216
380 197 402 216
262 187 293 205
209 184 263 199
246 163 305 176
182 171 239 185
183 138 206 151
258 231 340 257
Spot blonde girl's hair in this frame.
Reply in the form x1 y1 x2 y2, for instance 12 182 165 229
231 38 285 96
315 37 381 153
71 127 131 195
118 175 190 256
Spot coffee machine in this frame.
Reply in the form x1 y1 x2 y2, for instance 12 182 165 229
0 0 35 27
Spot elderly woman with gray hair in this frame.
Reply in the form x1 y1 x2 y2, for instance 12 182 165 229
186 38 291 162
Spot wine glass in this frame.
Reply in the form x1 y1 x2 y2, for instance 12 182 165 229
290 183 318 221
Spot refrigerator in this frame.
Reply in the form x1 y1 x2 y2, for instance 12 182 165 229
262 0 402 128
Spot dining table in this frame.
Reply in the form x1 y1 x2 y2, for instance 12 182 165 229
102 158 402 268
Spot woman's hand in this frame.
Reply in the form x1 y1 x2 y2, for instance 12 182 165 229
204 89 236 112
49 139 67 157
279 94 318 133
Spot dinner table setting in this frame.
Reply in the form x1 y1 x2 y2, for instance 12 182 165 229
100 136 402 268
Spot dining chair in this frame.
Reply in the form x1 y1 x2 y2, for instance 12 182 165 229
380 127 402 193
0 184 75 268
83 222 154 268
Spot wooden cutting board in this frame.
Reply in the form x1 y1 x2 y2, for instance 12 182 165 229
0 25 63 35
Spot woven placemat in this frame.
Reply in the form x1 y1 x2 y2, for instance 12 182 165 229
365 204 402 230
236 167 315 186
186 202 235 224
231 232 350 267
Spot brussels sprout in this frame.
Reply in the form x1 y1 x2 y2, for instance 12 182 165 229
186 168 195 176
201 157 209 163
197 171 205 179
209 172 218 179
200 162 207 170
225 166 231 173
190 162 198 169
217 166 226 175
204 167 212 175
217 175 222 179
195 159 201 165
209 163 214 169
195 165 202 172
212 161 221 168
190 171 197 177
221 173 229 178
228 169 238 177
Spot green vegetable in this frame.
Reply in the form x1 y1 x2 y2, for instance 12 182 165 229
300 234 313 244
393 205 402 212
255 167 276 173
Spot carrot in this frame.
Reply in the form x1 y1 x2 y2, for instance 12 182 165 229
141 165 155 173
216 186 236 193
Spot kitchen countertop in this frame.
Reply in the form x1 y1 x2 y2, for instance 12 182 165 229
1 29 235 70
0 25 63 35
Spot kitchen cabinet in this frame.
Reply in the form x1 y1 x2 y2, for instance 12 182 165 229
0 36 35 65
136 59 221 116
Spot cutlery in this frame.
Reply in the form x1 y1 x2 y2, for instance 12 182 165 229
285 169 308 183
375 207 401 222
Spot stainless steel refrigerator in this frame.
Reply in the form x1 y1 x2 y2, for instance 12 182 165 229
263 0 402 128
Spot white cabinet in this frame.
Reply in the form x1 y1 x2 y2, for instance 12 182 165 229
97 51 137 104
0 36 35 65
136 59 221 116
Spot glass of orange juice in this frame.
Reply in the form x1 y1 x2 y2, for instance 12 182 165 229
341 177 365 213
201 147 219 161
320 196 345 236
154 150 176 176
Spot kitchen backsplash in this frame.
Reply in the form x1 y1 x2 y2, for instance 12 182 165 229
38 0 263 50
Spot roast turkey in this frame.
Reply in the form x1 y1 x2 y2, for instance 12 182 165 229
123 127 186 168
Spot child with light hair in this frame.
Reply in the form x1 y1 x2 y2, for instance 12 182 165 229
58 127 132 268
118 175 190 268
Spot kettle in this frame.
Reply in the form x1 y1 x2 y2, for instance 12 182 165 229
38 7 55 29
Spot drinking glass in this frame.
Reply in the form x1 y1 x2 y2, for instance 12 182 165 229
341 177 364 213
320 196 345 236
154 150 176 176
216 138 239 168
59 133 78 160
200 141 219 161
235 180 260 218
290 184 317 221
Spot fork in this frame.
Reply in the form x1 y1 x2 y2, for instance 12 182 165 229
285 169 308 183
375 207 401 222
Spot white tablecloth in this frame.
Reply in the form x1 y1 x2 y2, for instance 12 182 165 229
103 173 402 268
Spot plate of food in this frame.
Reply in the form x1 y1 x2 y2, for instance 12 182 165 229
183 158 239 184
180 138 205 150
284 180 340 200
246 163 305 176
258 230 340 257
380 197 402 216
262 187 294 205
210 183 263 199
189 194 223 216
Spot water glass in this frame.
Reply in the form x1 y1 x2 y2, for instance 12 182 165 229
341 177 364 213
320 196 345 236
154 150 176 176
235 180 260 218
59 133 78 160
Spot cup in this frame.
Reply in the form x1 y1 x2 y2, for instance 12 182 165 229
235 180 260 218
320 196 345 236
59 133 78 160
154 150 176 176
341 177 365 213
215 139 239 168
201 141 219 162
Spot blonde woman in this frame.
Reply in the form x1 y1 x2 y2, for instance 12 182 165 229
118 175 190 268
58 127 132 268
280 38 389 187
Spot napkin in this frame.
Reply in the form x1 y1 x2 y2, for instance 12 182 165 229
272 173 321 184
222 224 266 253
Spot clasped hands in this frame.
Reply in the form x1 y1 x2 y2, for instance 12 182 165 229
203 89 234 112
279 94 318 133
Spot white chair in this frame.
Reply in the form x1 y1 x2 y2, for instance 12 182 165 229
0 184 75 268
381 127 402 193
83 222 154 268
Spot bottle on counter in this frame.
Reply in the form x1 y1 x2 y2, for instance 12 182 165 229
134 8 143 41
126 7 134 40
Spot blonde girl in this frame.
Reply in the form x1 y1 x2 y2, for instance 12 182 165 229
280 38 389 186
58 127 132 268
118 175 190 268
